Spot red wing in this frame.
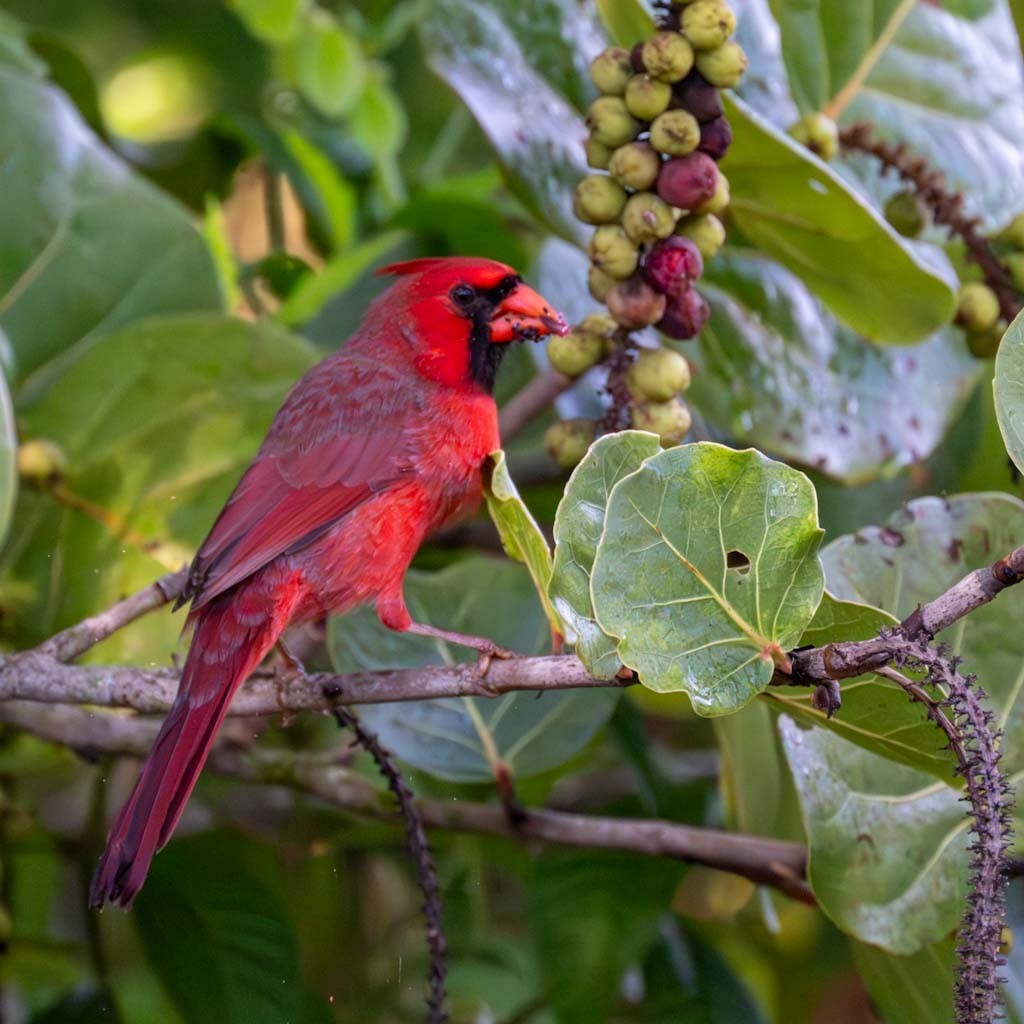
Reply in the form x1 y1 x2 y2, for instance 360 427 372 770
180 358 417 611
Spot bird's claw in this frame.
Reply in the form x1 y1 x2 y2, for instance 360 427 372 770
465 644 515 697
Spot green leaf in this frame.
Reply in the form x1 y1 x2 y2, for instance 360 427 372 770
0 66 222 392
0 367 15 547
293 10 365 118
229 0 305 44
852 938 956 1024
327 557 619 782
821 493 1024 775
484 449 561 635
721 92 956 344
765 593 958 780
349 68 407 159
715 699 784 838
3 314 317 659
780 715 968 954
995 309 1024 477
694 248 979 483
549 430 662 679
591 442 825 714
134 831 302 1024
595 0 654 49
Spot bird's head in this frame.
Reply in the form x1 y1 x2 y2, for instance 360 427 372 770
373 257 568 391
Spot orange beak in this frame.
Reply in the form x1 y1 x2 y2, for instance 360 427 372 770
488 282 569 342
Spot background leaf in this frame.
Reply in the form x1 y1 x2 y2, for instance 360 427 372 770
0 366 16 547
995 308 1024 477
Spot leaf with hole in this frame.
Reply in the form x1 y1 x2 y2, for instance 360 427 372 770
549 430 662 679
591 442 825 714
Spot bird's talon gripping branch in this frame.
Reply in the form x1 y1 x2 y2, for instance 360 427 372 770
811 680 842 718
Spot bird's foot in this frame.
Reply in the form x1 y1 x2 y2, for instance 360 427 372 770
273 638 308 717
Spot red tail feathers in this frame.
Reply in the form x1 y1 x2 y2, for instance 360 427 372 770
89 597 280 908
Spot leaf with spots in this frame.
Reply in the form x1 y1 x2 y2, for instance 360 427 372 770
549 430 662 679
590 443 825 715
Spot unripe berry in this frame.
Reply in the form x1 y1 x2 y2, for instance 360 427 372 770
698 115 732 160
628 347 692 401
631 397 693 446
675 212 726 259
788 112 839 161
606 277 668 328
587 96 641 148
609 141 661 191
650 109 701 156
585 137 612 170
573 174 628 225
588 225 640 279
682 0 737 50
657 152 719 210
643 236 704 294
579 313 618 337
622 192 677 244
642 32 695 83
589 47 633 95
965 326 1003 359
658 284 711 338
695 40 748 88
884 189 927 238
1005 252 1024 291
695 172 729 215
547 327 605 377
16 438 68 485
999 212 1024 249
624 74 672 121
956 282 1000 332
673 71 723 123
589 266 615 301
545 418 597 468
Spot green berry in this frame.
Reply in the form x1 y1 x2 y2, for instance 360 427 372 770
606 277 668 328
694 172 729 215
579 313 618 336
609 141 661 191
1005 252 1024 291
588 266 615 301
628 347 692 401
622 192 677 244
547 327 605 377
695 40 747 88
681 0 736 50
587 96 642 148
589 47 633 95
545 419 597 468
649 109 701 156
631 397 693 447
675 212 726 259
788 112 839 161
16 438 67 484
573 174 628 225
585 137 612 170
588 225 640 279
624 74 672 121
642 31 695 83
965 326 1003 359
999 212 1024 249
956 282 1000 332
884 189 928 238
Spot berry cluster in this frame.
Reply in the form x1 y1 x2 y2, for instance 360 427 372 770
547 1 746 462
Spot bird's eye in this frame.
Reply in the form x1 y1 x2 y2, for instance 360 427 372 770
451 284 476 308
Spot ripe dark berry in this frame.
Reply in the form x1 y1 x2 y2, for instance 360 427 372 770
643 236 704 295
657 284 710 339
698 115 732 160
657 152 719 211
630 41 646 73
673 71 723 123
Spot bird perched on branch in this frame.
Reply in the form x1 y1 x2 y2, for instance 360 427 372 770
90 257 567 908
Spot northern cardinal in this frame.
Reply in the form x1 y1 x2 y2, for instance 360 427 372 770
90 257 567 907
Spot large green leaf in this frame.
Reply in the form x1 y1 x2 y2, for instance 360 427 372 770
328 558 620 783
591 442 825 713
694 249 978 483
765 593 958 780
821 493 1024 775
995 308 1024 477
134 831 302 1024
3 314 317 659
0 366 15 547
595 0 653 49
721 93 956 344
0 66 221 394
853 939 956 1024
780 716 968 954
548 431 661 679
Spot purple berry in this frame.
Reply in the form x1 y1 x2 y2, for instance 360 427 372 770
672 71 724 123
630 42 646 73
698 115 732 160
657 152 719 211
643 237 704 295
657 285 710 340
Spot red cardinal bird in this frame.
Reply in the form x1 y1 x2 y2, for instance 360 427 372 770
90 257 567 908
